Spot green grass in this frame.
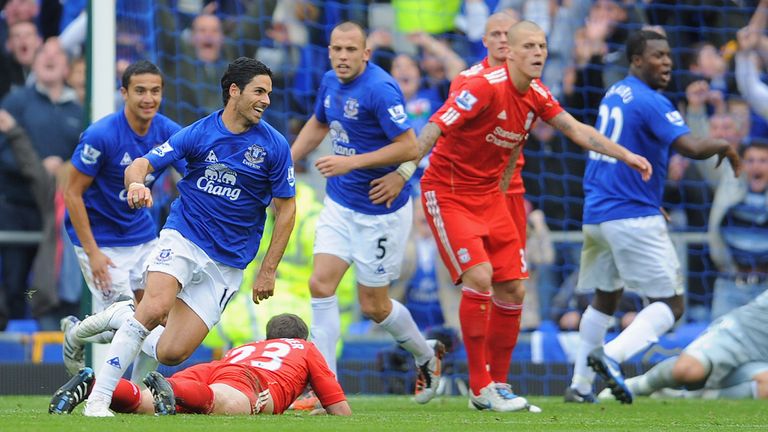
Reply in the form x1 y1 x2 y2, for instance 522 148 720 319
2 395 766 432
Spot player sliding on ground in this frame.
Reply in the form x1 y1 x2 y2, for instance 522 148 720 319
49 313 351 416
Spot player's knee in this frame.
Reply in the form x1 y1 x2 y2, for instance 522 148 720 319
134 302 170 329
461 267 493 291
752 372 768 399
667 300 685 321
309 274 337 298
359 300 390 322
156 346 193 366
671 355 707 385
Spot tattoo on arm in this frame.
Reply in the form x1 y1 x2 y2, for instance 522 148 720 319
587 135 607 153
417 122 442 161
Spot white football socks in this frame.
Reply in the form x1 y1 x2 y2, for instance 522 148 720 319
377 299 433 365
571 305 612 394
310 295 341 377
89 317 149 402
605 302 675 363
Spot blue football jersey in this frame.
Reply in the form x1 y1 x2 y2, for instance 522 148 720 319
144 110 295 269
583 75 690 224
314 62 413 215
65 111 184 247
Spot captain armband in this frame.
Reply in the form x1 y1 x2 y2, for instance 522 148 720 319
395 161 417 181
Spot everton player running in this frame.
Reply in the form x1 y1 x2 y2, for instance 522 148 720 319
290 21 443 404
78 57 296 417
62 60 185 379
567 30 740 404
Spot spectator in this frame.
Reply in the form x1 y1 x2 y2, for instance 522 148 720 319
0 109 77 330
0 20 42 99
163 13 234 126
708 141 768 319
0 0 39 44
408 32 466 101
0 37 82 330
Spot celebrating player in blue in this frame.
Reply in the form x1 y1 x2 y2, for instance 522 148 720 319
566 30 741 404
290 21 443 404
80 57 296 417
62 60 185 378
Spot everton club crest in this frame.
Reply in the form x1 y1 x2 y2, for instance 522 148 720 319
243 144 266 168
343 98 359 120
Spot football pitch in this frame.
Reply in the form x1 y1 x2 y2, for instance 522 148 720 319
2 395 766 432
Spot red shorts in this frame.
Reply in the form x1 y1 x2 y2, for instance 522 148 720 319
505 193 527 250
421 187 526 284
170 362 262 413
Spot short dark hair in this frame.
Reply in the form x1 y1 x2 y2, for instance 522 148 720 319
121 60 163 90
266 313 309 340
744 138 768 155
220 57 273 106
331 21 368 43
626 30 667 64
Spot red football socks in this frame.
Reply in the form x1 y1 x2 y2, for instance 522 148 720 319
459 287 492 394
169 378 214 414
485 297 522 383
110 379 141 413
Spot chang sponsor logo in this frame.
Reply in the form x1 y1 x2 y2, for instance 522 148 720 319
196 163 241 200
329 121 355 156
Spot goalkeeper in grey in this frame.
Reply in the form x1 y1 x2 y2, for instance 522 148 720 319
604 290 768 400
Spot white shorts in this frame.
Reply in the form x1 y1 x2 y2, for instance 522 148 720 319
314 196 412 287
146 229 243 330
74 240 157 312
576 215 683 298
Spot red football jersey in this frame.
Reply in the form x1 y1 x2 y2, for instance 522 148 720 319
221 339 345 414
423 65 562 195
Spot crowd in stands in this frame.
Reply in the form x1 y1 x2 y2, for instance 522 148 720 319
0 0 765 363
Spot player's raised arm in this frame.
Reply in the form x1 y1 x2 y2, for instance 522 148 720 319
124 157 155 209
252 195 296 304
547 110 653 181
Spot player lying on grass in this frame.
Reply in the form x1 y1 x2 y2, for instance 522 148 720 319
49 313 351 416
600 290 768 401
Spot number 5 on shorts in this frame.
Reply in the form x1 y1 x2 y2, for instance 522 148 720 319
376 237 387 259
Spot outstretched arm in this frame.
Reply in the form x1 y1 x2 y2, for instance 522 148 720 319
369 122 443 207
547 111 653 181
673 134 740 177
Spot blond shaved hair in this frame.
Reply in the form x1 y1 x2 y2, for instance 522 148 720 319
485 10 519 35
507 20 544 44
